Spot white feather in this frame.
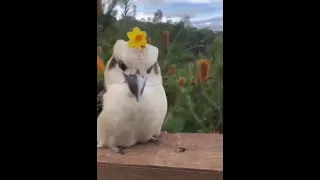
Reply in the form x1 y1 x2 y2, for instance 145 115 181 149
97 40 167 152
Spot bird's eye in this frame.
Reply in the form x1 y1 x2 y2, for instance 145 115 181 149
118 61 127 71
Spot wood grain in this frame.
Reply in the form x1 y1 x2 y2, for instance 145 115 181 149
97 132 223 180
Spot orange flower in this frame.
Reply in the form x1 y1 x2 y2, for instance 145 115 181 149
147 37 152 44
163 31 170 47
97 0 103 17
167 64 176 77
201 59 210 81
195 59 211 85
97 46 102 55
97 56 105 72
177 77 186 88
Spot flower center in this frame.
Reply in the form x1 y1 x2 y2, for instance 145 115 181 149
135 34 142 41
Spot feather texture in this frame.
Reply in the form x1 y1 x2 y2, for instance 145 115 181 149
97 40 167 153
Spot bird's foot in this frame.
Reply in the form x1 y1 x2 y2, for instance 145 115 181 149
148 137 160 145
111 146 125 154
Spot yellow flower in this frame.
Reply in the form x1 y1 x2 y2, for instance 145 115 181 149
127 27 147 51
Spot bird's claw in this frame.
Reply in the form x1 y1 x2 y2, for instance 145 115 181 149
148 137 160 145
111 147 125 154
118 148 125 154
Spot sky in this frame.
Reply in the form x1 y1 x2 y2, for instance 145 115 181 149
103 0 223 31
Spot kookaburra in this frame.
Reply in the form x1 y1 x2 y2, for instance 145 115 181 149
97 40 167 154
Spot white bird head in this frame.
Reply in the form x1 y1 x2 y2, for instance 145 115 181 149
104 39 162 102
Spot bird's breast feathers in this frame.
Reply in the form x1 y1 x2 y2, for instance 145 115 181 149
103 83 167 123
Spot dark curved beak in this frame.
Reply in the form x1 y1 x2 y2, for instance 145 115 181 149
124 74 147 102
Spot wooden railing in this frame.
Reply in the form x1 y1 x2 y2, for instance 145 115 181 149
97 132 223 180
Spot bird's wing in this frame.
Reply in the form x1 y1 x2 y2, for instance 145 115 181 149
97 55 114 117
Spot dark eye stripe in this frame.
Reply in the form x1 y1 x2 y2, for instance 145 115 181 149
147 64 153 74
118 61 127 71
147 62 159 74
108 58 117 70
108 58 159 75
153 62 159 74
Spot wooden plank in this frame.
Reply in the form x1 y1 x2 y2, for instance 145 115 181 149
97 132 223 180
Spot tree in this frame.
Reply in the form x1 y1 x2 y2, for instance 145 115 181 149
119 0 136 19
111 9 118 17
132 5 137 17
104 0 117 16
153 9 163 23
97 0 118 30
181 15 191 27
98 0 117 18
97 0 103 17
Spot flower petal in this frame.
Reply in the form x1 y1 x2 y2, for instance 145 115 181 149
127 32 134 40
141 31 147 38
133 27 140 33
140 39 147 46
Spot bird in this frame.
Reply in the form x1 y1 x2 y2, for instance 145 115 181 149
97 39 167 154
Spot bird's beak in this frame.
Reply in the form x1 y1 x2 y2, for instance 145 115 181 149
124 74 147 102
